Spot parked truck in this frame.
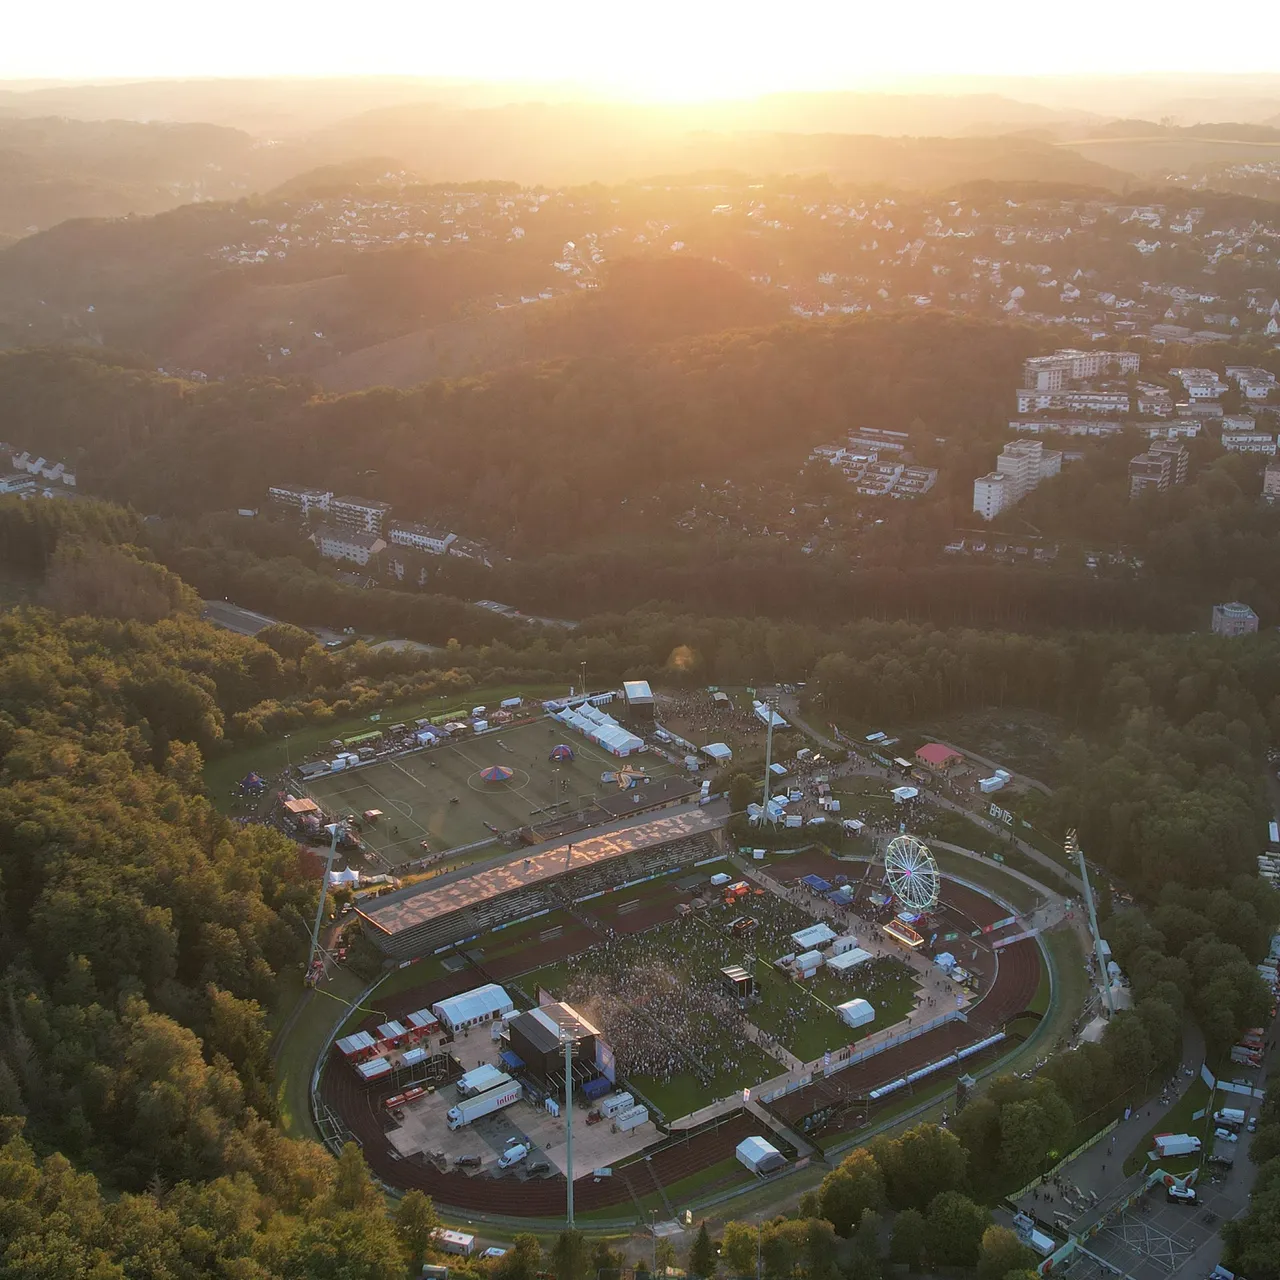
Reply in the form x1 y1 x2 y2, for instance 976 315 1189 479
1232 1045 1263 1067
1215 1108 1247 1130
447 1082 523 1130
1153 1133 1201 1157
434 1231 476 1257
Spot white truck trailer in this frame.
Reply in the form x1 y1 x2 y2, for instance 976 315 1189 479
1154 1133 1201 1157
446 1081 523 1130
456 1064 512 1098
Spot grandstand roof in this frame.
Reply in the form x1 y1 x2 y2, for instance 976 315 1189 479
360 808 722 939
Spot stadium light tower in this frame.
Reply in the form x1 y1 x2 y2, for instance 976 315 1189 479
559 1016 587 1228
1067 829 1114 1016
306 822 343 982
760 690 778 825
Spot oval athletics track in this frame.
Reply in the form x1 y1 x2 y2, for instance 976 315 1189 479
318 879 1047 1216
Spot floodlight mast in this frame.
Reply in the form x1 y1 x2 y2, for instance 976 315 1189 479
307 821 342 979
1068 829 1115 1015
760 691 777 823
561 1018 585 1228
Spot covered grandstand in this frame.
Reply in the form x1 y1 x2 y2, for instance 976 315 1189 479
358 808 726 958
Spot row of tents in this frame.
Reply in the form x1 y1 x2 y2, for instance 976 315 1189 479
552 702 645 757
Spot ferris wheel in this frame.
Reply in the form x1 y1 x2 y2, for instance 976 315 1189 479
883 835 941 913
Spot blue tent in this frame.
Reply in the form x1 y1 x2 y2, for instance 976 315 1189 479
801 874 833 893
827 887 854 907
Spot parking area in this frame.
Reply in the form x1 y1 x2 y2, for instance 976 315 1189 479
384 1084 657 1178
1083 1180 1224 1280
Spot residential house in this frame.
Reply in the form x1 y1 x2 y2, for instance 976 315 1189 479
1211 602 1259 637
1226 366 1277 399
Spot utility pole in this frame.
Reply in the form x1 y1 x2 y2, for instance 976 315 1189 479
306 822 342 981
1068 828 1114 1015
564 1029 575 1228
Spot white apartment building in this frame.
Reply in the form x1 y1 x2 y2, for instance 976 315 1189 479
388 522 457 556
330 495 393 536
314 525 387 566
1021 348 1140 390
1170 367 1226 399
973 440 1062 521
1221 432 1277 455
1226 366 1277 399
268 484 332 516
973 473 1013 520
1015 388 1130 415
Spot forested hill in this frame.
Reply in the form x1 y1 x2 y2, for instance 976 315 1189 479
0 313 1031 542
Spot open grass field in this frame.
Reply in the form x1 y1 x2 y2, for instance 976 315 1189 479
202 682 565 805
1123 1076 1213 1176
301 716 683 864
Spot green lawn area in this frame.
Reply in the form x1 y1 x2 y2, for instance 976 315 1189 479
1029 962 1052 1016
203 681 564 804
273 966 369 1139
930 846 1045 914
1123 1077 1213 1176
630 1155 756 1215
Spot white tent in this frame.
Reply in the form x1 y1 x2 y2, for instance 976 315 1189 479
791 923 837 951
891 786 919 803
431 983 514 1032
329 867 361 887
736 1135 786 1174
826 948 874 974
837 998 876 1029
703 742 733 762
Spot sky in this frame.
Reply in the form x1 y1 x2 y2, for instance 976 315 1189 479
6 0 1280 96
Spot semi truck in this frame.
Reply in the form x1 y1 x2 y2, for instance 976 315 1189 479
1154 1133 1201 1157
1215 1108 1246 1130
456 1064 512 1098
447 1082 523 1130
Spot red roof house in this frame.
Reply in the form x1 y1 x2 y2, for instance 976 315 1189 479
915 743 963 770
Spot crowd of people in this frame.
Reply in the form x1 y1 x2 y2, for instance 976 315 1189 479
546 884 919 1105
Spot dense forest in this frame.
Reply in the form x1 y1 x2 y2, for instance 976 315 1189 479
0 497 1275 1270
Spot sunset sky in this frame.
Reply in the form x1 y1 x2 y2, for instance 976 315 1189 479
7 0 1280 95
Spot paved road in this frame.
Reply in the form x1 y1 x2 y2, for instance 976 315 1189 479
201 599 279 636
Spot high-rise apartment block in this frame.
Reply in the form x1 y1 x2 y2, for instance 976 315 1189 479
973 440 1062 520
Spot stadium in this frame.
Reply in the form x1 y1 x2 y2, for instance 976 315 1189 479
315 804 1054 1221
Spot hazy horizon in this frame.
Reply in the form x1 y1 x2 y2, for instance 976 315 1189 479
8 1 1280 99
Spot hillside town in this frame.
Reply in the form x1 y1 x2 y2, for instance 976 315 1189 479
208 180 1280 350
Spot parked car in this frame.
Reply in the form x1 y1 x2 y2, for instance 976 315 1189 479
1248 1116 1259 1133
481 1248 508 1260
1167 1185 1197 1203
1215 1128 1239 1143
453 1155 482 1169
527 1160 550 1175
